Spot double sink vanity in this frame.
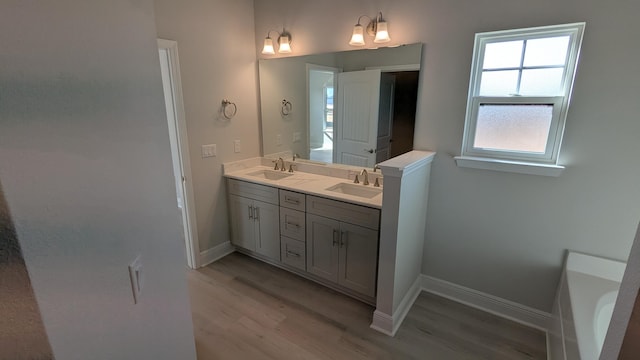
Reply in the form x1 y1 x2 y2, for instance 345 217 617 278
224 156 384 304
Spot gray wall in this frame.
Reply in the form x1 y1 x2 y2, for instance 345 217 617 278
0 1 196 358
254 0 640 311
154 0 260 253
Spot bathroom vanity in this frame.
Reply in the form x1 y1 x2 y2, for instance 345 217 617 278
224 158 383 304
223 150 436 335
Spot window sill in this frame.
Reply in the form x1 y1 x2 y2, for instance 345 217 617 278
454 156 564 177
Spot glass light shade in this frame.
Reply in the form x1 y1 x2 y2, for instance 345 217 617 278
374 21 390 43
349 24 365 46
262 37 275 55
278 35 291 53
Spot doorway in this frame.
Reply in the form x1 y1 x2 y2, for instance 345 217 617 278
158 39 199 269
307 65 339 163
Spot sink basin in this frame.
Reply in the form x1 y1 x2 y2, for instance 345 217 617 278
247 169 293 181
326 183 383 199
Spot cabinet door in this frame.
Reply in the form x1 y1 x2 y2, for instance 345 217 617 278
338 222 379 298
306 214 339 282
229 194 255 251
254 200 280 261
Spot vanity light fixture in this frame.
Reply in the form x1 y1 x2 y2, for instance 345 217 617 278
262 29 292 55
349 12 391 46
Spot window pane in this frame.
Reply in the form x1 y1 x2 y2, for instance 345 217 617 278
519 68 564 95
473 104 553 153
479 70 519 96
483 40 523 69
523 36 570 67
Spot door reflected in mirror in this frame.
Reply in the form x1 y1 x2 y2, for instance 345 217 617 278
259 43 422 166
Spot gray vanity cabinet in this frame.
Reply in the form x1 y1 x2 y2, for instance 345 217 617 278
306 196 380 298
228 179 280 261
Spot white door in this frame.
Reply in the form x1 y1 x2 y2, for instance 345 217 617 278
376 73 396 163
335 69 381 167
158 39 199 269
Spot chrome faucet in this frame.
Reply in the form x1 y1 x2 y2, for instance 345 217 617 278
360 169 369 186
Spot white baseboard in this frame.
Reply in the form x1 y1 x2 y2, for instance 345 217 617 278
199 241 234 267
421 275 551 331
370 275 422 336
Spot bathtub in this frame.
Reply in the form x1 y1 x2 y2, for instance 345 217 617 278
549 252 626 360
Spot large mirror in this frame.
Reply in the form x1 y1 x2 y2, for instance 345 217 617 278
259 43 422 167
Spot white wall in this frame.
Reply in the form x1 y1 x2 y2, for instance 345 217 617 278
154 0 260 253
0 1 196 359
254 0 640 311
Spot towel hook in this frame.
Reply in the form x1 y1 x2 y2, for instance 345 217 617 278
281 99 292 116
221 99 237 120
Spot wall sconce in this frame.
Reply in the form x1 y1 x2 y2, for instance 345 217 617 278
349 12 391 46
262 29 292 55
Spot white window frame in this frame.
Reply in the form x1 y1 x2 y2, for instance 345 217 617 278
456 23 585 176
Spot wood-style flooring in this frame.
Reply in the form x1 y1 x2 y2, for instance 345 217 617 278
187 252 547 360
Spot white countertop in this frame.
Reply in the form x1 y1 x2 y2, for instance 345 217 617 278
223 164 383 209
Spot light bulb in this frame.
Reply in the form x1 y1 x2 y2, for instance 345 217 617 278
374 21 390 43
262 37 275 55
349 24 365 46
278 35 291 53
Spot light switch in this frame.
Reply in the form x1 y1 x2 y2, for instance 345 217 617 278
276 134 282 146
201 144 217 158
233 140 241 153
293 132 301 143
128 256 143 304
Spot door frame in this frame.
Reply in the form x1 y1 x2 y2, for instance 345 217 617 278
306 64 341 161
158 39 200 269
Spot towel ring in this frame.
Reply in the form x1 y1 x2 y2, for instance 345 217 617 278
281 99 292 116
222 99 237 120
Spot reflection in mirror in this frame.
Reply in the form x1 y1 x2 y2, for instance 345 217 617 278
259 43 422 167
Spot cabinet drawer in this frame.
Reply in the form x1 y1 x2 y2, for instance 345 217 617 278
279 190 306 211
306 195 380 230
280 207 306 241
227 178 278 205
281 236 305 271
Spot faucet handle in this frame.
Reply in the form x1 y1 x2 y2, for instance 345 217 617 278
272 159 279 170
374 177 380 187
353 174 359 184
288 164 295 173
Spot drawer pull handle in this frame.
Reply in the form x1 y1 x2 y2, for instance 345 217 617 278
285 197 300 205
286 222 300 229
340 231 347 248
332 229 339 247
248 205 253 220
255 207 260 221
286 250 301 258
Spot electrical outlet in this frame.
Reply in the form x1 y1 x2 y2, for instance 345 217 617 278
233 140 241 153
293 132 301 143
128 256 143 304
276 134 282 146
201 144 217 158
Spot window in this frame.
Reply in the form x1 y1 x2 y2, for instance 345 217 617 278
456 23 585 176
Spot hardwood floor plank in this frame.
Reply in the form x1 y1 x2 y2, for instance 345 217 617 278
188 253 547 360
